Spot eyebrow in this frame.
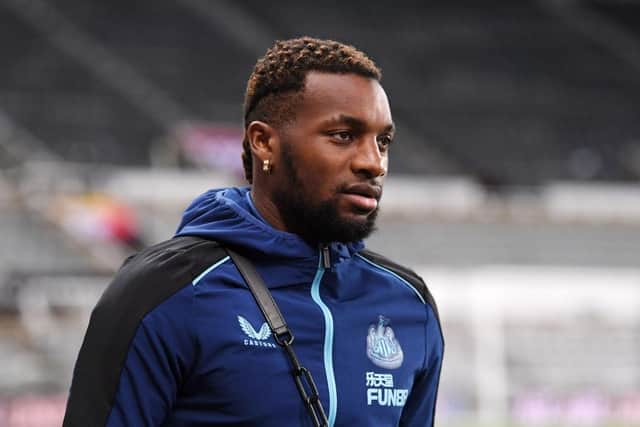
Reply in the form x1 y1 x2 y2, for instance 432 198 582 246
321 114 395 133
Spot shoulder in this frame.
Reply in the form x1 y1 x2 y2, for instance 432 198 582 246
95 235 227 321
357 249 441 324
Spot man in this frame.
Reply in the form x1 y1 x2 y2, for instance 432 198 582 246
64 37 444 427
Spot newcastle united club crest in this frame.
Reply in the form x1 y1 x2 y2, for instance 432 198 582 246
366 315 403 369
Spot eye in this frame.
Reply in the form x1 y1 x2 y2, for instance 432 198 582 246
330 131 354 143
377 134 393 152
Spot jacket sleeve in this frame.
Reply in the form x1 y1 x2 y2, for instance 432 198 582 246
63 281 197 426
105 299 193 426
399 305 444 427
63 236 226 427
63 237 223 427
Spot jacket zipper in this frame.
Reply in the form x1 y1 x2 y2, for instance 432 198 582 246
322 245 331 269
311 245 336 426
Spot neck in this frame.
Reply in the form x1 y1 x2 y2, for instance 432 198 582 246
250 188 288 233
250 187 324 246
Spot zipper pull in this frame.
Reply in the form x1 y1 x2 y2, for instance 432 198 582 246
322 245 331 269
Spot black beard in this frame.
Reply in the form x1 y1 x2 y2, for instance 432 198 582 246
271 143 379 245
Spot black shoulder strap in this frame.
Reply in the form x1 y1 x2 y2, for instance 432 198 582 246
225 248 289 339
226 248 329 427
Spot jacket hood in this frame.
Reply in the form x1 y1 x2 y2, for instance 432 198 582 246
175 187 364 264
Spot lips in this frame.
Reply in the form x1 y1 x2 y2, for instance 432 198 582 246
343 183 382 200
341 184 382 213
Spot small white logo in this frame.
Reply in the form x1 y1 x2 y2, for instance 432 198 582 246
238 315 276 348
366 315 403 369
238 315 271 340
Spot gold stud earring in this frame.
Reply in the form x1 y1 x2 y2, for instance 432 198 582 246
262 159 272 174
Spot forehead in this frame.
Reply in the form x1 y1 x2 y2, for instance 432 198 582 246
296 71 392 127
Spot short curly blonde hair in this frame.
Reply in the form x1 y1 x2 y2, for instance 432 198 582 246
241 37 381 183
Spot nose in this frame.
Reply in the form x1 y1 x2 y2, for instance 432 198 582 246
351 137 386 179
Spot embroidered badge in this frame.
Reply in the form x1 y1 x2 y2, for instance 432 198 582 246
366 315 403 369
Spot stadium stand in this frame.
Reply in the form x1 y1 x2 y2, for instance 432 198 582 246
50 0 255 123
0 5 157 165
586 0 640 36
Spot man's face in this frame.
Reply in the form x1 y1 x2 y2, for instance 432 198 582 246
270 71 394 244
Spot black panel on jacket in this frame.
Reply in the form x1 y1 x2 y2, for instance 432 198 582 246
359 249 442 326
63 236 226 427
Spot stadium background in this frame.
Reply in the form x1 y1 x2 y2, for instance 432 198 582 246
0 0 639 425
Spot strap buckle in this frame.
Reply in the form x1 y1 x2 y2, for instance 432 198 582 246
273 330 294 346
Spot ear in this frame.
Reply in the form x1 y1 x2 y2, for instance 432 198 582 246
246 120 279 162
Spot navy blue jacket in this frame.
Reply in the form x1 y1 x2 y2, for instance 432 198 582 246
64 187 444 426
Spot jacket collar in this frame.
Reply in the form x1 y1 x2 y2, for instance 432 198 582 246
175 187 364 285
